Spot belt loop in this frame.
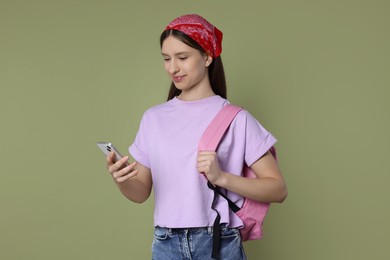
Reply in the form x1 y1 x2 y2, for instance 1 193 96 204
208 226 213 235
167 228 172 235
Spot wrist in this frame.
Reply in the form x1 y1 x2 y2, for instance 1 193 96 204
215 171 228 188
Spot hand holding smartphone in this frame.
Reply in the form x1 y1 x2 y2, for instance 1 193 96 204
97 142 136 183
96 142 124 162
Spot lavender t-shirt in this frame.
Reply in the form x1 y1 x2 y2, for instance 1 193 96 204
129 95 276 228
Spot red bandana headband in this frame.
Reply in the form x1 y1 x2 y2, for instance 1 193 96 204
165 14 223 58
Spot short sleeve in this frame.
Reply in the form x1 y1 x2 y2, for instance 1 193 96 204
242 111 277 166
129 112 151 169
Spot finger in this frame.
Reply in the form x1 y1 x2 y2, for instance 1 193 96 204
198 151 217 156
197 152 216 161
112 163 138 178
197 163 210 174
116 169 138 183
117 155 130 166
128 161 137 169
112 164 131 178
197 155 212 163
109 156 129 173
197 160 211 168
106 151 116 165
117 155 129 165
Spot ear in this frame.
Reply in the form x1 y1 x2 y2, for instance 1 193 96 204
205 55 213 67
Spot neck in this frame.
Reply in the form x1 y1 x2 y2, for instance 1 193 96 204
177 88 215 101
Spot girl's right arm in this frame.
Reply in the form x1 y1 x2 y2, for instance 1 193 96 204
106 152 152 203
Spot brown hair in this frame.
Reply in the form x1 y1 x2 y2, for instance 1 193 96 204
160 29 227 101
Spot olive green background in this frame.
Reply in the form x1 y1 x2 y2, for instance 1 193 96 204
1 0 389 259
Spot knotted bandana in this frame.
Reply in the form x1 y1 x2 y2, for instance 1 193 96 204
165 14 223 58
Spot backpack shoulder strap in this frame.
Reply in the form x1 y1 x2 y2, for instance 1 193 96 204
198 104 243 259
199 104 243 213
198 104 243 151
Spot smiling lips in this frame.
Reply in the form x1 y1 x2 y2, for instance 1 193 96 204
172 75 185 83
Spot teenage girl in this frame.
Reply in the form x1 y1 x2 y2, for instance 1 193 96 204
106 14 287 260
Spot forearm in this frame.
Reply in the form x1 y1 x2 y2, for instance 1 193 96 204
106 153 152 203
114 177 151 203
215 172 288 203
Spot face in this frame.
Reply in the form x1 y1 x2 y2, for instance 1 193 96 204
161 35 212 95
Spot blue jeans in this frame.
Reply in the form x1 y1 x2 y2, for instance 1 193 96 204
152 226 247 260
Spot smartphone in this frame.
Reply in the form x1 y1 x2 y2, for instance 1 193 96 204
97 142 124 162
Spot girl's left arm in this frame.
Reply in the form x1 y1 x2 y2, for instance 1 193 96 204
198 150 288 203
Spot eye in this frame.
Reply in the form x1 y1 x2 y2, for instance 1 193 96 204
162 55 170 61
178 57 187 60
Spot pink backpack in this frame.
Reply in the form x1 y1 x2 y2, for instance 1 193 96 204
199 104 278 241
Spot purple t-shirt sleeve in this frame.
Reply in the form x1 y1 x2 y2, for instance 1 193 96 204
241 111 277 167
129 112 151 169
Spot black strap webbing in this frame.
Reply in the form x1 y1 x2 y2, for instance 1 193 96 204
208 181 221 260
207 180 241 259
211 211 221 259
207 181 240 212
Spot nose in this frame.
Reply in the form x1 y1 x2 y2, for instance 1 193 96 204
168 59 179 75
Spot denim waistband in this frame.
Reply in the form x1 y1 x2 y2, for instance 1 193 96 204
156 224 236 236
163 226 213 235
